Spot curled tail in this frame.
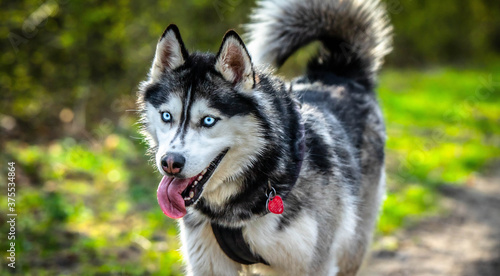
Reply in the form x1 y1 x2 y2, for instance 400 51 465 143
245 0 393 89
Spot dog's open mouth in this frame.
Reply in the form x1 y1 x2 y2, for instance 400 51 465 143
157 148 229 219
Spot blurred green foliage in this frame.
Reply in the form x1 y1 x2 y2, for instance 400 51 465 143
0 0 499 274
1 0 500 139
386 0 500 66
378 68 500 233
1 131 184 274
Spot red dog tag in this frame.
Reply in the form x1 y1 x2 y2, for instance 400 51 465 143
267 195 284 214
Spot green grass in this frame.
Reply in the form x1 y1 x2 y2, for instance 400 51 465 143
1 68 499 274
0 122 183 275
377 67 500 233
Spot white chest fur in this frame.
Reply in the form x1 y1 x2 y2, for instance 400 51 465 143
244 212 319 275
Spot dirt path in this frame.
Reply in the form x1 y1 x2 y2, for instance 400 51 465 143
360 162 500 276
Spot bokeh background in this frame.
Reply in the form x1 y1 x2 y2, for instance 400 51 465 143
1 0 499 275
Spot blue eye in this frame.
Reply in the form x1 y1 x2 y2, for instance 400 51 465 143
201 116 217 127
161 112 172 122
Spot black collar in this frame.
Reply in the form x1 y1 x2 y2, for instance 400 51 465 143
211 111 305 266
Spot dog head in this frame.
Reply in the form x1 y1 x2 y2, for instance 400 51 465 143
138 25 267 219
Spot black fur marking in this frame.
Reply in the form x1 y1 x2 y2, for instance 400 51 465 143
169 84 191 145
208 92 256 117
308 36 372 89
179 85 194 145
144 83 170 108
177 54 256 119
304 121 333 172
277 192 303 231
294 74 369 197
196 166 272 224
341 164 360 195
295 73 371 158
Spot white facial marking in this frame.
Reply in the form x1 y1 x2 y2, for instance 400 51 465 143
149 95 183 172
147 92 266 206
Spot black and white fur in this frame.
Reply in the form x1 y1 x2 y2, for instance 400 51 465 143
137 0 392 275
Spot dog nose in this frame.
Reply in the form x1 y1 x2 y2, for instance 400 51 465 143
161 153 185 175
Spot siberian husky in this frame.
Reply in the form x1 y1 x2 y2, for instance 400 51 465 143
137 0 392 275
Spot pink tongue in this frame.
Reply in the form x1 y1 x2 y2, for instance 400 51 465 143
157 176 192 219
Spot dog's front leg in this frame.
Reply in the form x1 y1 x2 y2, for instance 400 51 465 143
179 217 241 276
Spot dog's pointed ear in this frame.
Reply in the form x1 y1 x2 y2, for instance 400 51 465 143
215 30 254 90
150 24 189 81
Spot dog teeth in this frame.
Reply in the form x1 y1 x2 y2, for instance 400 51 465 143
184 197 191 201
189 190 195 198
201 169 207 175
197 175 203 181
194 180 198 186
